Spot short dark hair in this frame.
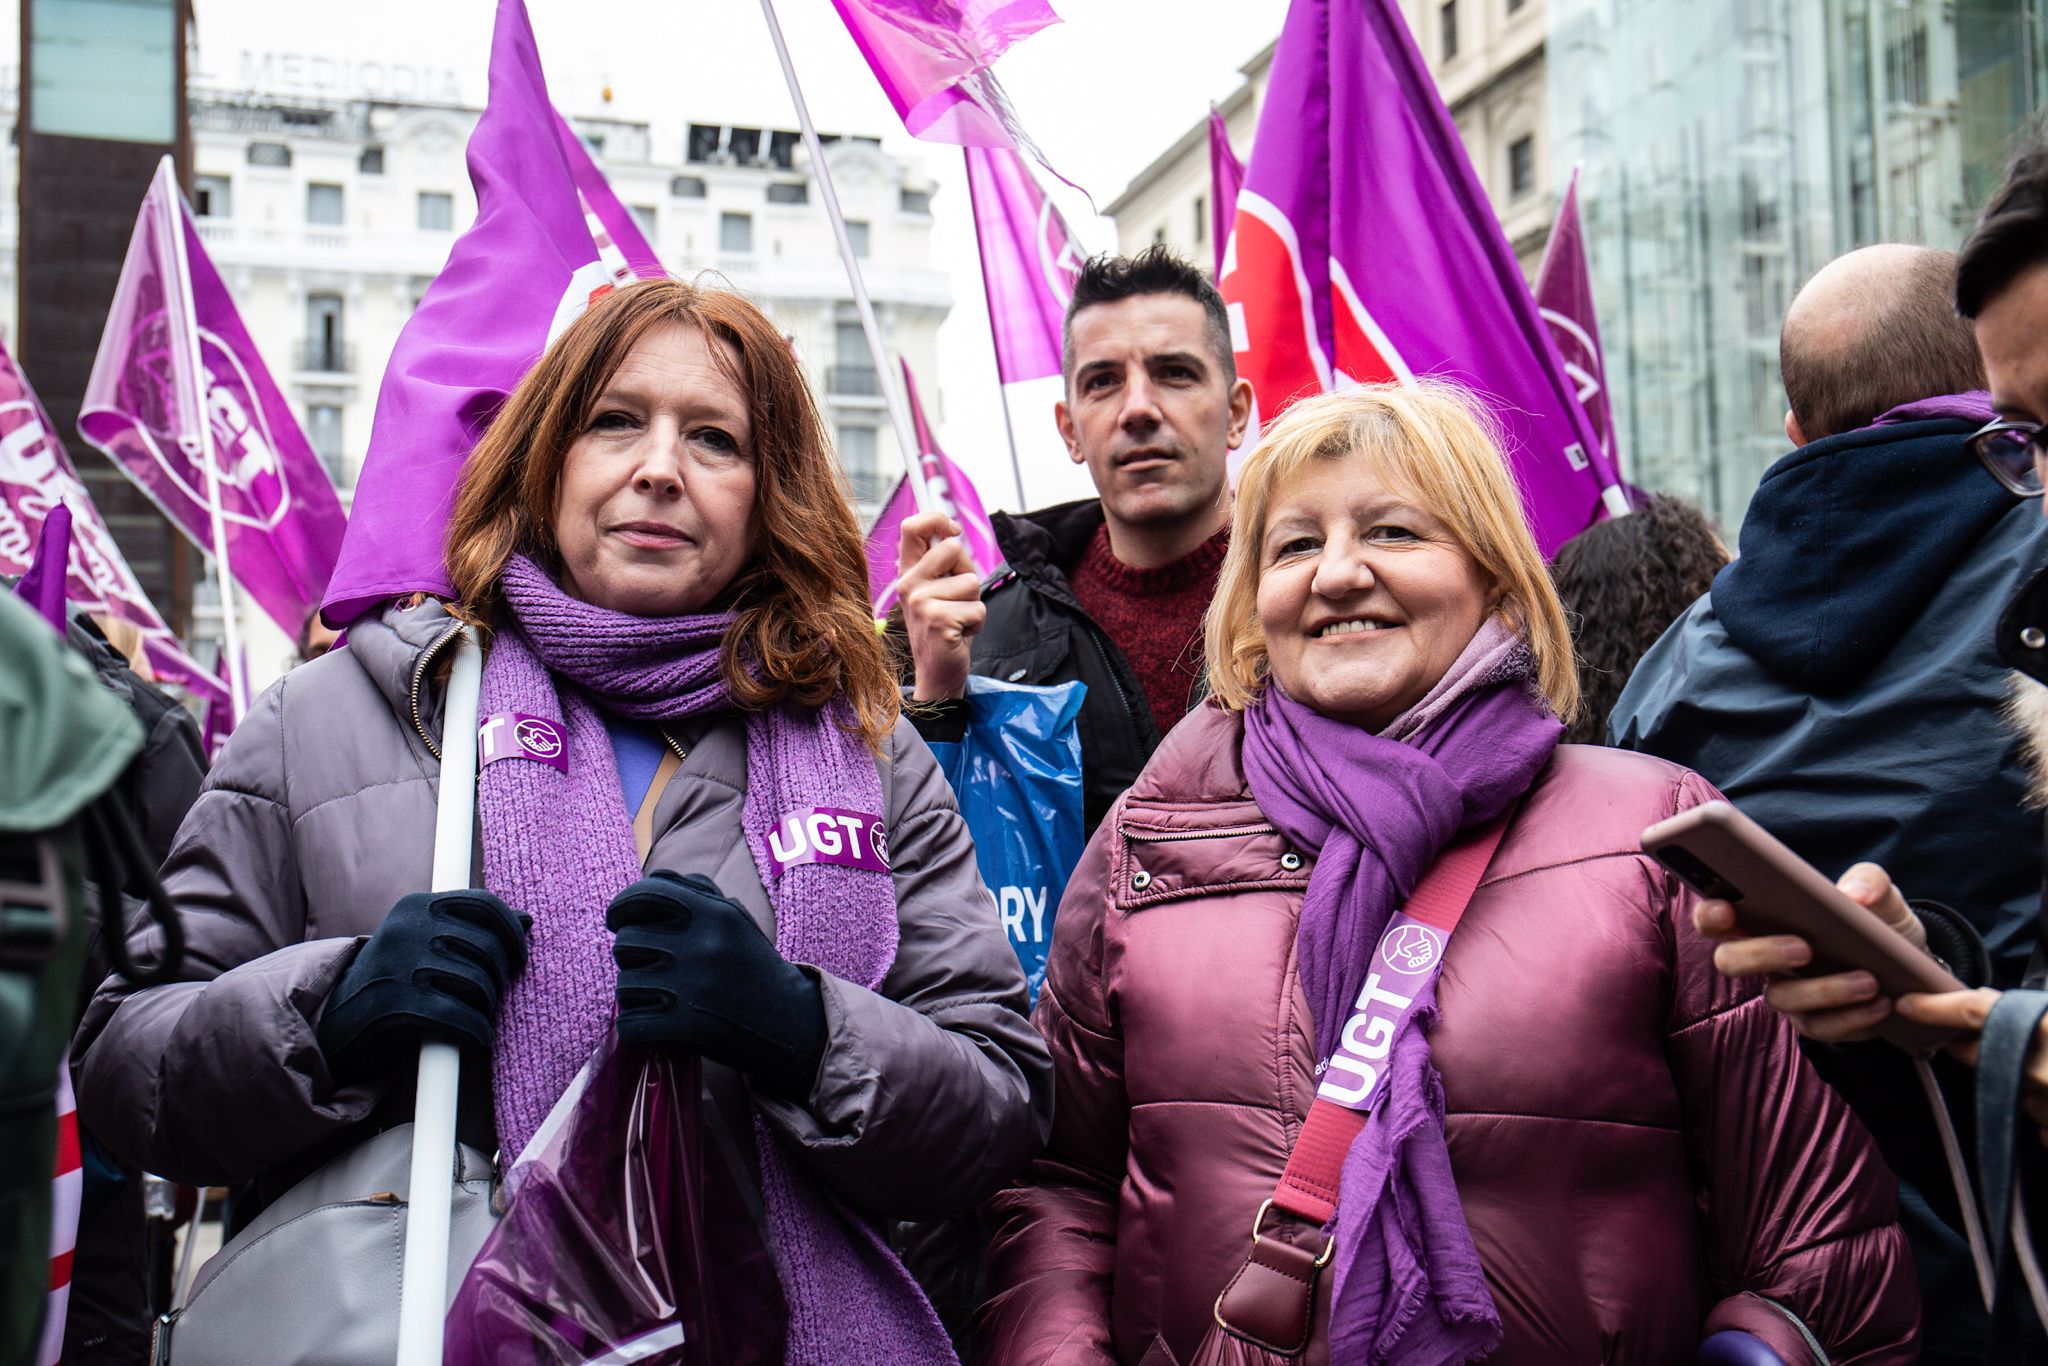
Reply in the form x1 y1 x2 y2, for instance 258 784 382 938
1061 245 1236 386
1549 493 1729 746
1957 133 2048 320
1780 249 1985 442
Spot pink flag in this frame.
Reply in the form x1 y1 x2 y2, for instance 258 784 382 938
964 145 1093 507
80 158 349 637
14 503 69 631
867 359 1000 613
0 336 224 703
323 0 651 624
1208 106 1243 280
552 106 663 285
830 0 1072 182
200 648 241 761
1534 165 1622 492
1221 0 1622 553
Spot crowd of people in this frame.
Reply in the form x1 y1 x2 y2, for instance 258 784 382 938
20 126 2048 1366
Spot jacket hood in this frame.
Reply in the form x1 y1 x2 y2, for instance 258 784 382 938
990 499 1105 590
1711 410 2018 692
334 597 464 744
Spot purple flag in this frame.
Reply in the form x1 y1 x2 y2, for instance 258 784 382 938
831 0 1058 149
1219 0 1619 553
14 503 70 631
199 647 241 761
324 0 644 624
1535 166 1624 506
0 336 224 701
867 359 1000 613
963 145 1093 507
80 158 349 637
1208 106 1243 281
552 106 663 285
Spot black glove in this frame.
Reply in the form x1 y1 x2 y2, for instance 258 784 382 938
606 871 828 1100
318 889 531 1082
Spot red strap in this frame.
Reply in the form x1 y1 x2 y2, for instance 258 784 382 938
1269 808 1514 1226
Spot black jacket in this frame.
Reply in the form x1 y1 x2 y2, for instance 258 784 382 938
906 500 1171 837
1611 415 2048 1363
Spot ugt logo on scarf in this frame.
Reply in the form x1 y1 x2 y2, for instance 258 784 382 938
765 807 891 878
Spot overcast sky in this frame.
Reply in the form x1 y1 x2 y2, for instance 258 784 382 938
133 0 1291 510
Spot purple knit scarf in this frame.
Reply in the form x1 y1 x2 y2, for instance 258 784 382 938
1242 620 1562 1364
478 554 954 1364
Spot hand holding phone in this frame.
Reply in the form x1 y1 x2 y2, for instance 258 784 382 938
1642 802 1962 1052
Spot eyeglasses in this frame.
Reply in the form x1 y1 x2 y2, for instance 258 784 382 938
1971 417 2047 497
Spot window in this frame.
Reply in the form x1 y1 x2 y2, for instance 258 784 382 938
845 220 871 258
629 205 657 239
247 141 291 168
302 294 345 372
1507 0 1525 11
719 212 753 254
306 182 344 226
671 174 707 198
583 133 606 158
1194 195 1207 245
307 404 344 480
836 424 881 502
765 181 808 205
193 175 231 218
900 188 932 215
829 321 879 396
416 191 453 231
358 145 385 175
1440 0 1458 61
1508 135 1536 199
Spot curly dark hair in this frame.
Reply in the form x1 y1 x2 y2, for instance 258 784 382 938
1550 493 1729 745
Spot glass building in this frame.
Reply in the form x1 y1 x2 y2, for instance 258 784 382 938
1547 0 2048 531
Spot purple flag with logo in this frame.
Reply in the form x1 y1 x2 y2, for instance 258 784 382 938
866 359 1000 613
80 157 348 637
1209 105 1242 280
324 0 639 624
963 145 1092 506
1535 165 1623 501
0 336 223 700
831 0 1060 157
1219 0 1621 552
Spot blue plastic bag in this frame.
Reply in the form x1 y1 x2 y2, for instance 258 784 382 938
927 676 1086 1002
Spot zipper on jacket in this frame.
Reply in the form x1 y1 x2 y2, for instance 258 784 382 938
408 622 466 762
1082 621 1147 741
1125 822 1280 844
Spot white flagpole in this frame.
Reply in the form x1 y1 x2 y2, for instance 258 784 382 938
159 157 249 719
757 0 935 514
395 626 482 1366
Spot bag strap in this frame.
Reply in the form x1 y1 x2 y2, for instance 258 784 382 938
1977 988 2048 1358
1209 807 1513 1357
1268 807 1515 1227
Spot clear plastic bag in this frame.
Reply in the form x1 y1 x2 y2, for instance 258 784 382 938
445 1031 785 1364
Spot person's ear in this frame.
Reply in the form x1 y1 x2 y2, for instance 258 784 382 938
1783 409 1807 448
1055 396 1084 465
1226 378 1254 449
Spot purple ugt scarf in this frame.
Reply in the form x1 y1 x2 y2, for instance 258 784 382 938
479 555 954 1365
1242 620 1562 1364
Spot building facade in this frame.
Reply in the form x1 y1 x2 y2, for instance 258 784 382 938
1549 0 2048 531
1106 0 1556 279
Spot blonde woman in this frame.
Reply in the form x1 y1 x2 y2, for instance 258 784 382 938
974 384 1917 1364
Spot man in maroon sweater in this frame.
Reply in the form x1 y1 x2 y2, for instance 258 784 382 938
897 246 1253 837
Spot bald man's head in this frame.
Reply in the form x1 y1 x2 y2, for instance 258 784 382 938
1779 244 1985 445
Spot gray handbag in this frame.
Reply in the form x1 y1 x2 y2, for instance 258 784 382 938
148 1124 499 1364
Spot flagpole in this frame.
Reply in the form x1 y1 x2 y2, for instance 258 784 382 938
160 158 249 720
961 151 1032 509
756 0 936 514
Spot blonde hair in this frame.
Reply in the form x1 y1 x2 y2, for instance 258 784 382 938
1204 381 1580 723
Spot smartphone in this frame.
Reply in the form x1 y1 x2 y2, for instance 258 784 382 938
1640 801 1964 1052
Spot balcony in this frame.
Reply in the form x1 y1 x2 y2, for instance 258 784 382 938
827 365 881 397
295 339 357 374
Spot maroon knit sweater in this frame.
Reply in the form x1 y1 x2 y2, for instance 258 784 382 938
1069 521 1231 741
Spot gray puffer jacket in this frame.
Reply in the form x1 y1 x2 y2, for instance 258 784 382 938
73 599 1053 1222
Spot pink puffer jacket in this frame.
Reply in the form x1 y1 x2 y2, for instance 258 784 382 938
976 703 1919 1365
